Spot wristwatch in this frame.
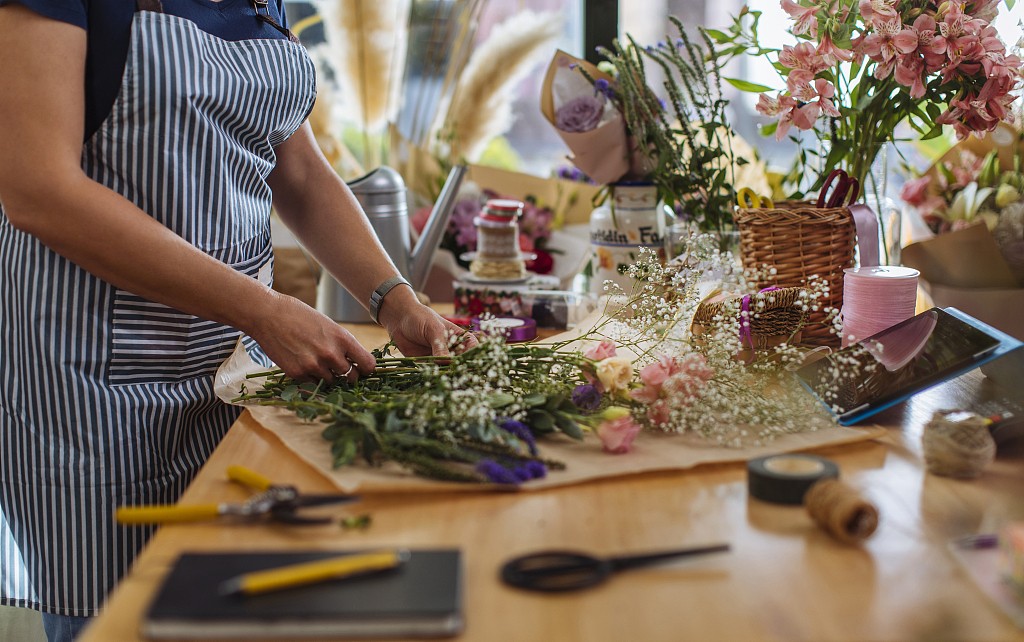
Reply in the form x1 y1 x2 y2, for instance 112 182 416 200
369 275 411 325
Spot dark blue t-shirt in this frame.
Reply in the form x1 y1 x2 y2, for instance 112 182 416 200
0 0 290 139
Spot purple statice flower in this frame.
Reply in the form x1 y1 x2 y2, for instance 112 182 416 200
476 459 519 484
499 418 537 455
571 384 602 412
448 198 480 249
555 95 605 133
511 460 547 482
556 165 593 183
593 78 615 101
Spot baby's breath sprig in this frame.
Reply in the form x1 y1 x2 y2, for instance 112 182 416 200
590 236 844 445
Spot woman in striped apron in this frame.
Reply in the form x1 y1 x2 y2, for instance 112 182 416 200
0 2 467 639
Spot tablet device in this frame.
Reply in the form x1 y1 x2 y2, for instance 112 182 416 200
794 307 1023 426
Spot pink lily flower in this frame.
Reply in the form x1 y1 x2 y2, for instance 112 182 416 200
782 0 819 37
860 18 917 62
930 4 967 56
816 32 854 63
858 0 899 27
778 42 830 74
894 54 926 98
789 77 841 117
755 92 795 118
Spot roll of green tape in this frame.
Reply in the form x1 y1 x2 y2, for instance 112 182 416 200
747 454 840 505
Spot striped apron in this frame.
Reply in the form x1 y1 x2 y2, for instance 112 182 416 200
0 2 315 615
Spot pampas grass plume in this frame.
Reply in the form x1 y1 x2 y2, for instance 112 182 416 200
315 0 410 132
444 10 562 162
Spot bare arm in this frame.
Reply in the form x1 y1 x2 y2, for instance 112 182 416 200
0 5 368 381
267 123 474 357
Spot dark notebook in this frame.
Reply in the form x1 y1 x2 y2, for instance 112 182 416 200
143 550 463 639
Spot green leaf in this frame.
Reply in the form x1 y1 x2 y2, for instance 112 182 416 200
355 412 377 431
331 438 358 467
554 414 584 440
1006 0 1015 9
527 410 555 433
280 385 300 402
523 392 546 408
760 121 778 137
704 28 730 43
724 77 773 93
488 393 516 409
384 410 404 433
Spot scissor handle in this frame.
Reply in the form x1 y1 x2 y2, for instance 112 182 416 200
501 551 609 592
116 504 222 524
736 188 774 209
817 169 860 208
227 465 274 491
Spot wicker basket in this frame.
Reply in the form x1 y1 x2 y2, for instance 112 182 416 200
733 201 855 347
691 286 805 358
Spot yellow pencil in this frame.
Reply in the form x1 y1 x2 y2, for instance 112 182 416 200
219 550 409 597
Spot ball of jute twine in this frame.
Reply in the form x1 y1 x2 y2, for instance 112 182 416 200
804 478 879 545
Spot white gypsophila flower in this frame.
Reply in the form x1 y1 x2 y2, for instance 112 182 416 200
599 236 847 446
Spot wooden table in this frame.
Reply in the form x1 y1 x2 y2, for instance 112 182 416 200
80 321 1024 642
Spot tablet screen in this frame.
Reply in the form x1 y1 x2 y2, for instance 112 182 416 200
795 308 1002 423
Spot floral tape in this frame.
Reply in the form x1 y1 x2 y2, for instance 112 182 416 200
746 454 839 505
471 316 537 343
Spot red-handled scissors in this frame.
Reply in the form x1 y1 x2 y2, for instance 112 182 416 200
816 169 860 208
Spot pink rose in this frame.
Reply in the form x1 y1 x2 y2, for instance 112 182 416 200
584 340 617 361
597 415 642 454
639 359 671 388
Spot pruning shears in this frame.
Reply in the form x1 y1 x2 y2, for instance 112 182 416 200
816 169 861 208
116 465 359 526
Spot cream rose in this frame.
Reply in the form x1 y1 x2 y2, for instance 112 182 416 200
596 357 634 393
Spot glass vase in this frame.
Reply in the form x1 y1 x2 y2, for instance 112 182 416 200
861 144 903 266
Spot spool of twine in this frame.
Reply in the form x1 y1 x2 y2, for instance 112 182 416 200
840 266 919 347
921 410 996 478
804 478 879 544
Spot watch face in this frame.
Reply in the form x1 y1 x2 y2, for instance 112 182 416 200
795 308 1002 422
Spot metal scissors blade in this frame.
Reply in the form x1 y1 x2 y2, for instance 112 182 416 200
501 543 730 592
816 169 860 208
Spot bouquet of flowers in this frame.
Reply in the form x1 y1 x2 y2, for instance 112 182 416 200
712 1 1023 192
541 18 743 234
237 233 842 485
901 132 1024 284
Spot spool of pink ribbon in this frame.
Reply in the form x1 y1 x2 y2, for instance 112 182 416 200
840 266 919 347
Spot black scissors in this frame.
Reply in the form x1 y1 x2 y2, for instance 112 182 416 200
500 543 730 592
816 169 860 208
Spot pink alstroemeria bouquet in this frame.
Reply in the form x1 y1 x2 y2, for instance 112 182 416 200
711 1 1023 191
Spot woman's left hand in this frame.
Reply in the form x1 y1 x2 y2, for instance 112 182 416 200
379 290 476 357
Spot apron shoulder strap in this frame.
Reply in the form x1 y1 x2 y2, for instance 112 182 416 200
136 0 165 12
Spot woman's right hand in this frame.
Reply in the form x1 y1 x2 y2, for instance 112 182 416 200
247 291 376 383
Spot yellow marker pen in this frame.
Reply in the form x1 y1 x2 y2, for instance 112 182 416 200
219 550 409 597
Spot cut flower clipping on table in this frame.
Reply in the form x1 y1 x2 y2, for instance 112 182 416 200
235 235 844 486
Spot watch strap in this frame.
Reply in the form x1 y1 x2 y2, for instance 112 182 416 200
369 275 411 325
